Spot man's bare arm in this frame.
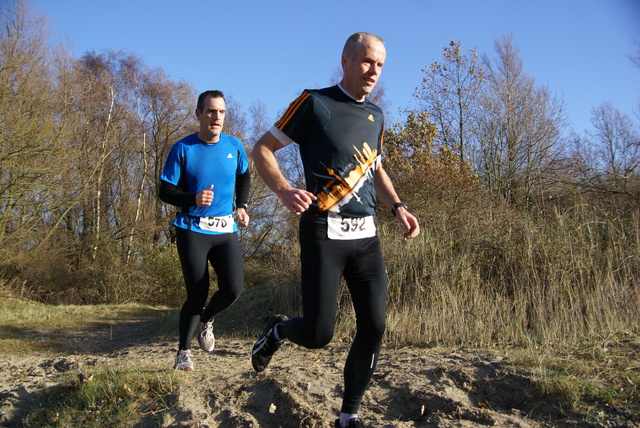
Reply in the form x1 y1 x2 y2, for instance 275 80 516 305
252 132 316 215
374 163 420 239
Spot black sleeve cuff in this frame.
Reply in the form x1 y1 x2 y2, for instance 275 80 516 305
159 180 196 208
235 169 251 209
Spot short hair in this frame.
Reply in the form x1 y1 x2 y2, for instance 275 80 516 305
197 90 225 111
342 32 385 58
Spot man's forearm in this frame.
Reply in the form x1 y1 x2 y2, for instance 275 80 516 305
374 165 402 209
252 138 292 198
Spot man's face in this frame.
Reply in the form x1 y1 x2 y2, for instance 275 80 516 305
340 37 386 100
196 95 226 142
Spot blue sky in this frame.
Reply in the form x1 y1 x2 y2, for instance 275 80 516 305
32 0 640 135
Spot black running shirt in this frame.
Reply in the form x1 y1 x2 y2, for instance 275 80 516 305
273 85 384 221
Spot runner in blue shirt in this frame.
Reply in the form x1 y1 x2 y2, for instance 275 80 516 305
160 90 250 371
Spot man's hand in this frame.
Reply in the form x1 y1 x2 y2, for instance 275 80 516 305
278 188 317 215
196 184 215 207
236 208 250 227
395 207 420 239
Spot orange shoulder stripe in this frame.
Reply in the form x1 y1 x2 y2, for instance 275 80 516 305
275 91 310 130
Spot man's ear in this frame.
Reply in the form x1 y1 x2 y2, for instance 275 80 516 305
195 108 202 120
341 53 349 69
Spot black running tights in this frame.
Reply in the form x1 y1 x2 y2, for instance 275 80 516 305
175 227 244 350
280 221 388 415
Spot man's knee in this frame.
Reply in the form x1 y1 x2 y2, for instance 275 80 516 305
358 317 386 343
305 328 334 349
220 286 242 305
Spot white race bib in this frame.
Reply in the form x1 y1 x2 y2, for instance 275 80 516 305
326 213 376 240
198 215 234 233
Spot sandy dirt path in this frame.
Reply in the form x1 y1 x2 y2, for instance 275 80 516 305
0 311 636 427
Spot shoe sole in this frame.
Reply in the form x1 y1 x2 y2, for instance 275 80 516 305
251 315 287 372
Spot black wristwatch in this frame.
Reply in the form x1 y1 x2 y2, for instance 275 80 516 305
391 202 408 216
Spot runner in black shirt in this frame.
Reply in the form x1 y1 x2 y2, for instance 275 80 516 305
251 32 419 428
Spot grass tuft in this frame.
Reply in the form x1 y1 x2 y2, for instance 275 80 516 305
25 365 182 427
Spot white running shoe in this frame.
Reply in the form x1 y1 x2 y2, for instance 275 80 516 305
175 349 194 371
198 320 215 352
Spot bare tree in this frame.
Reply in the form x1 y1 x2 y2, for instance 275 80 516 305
68 51 136 259
52 50 196 262
239 101 295 261
124 65 195 256
141 71 195 247
476 34 567 205
0 0 62 262
415 40 485 165
572 103 640 195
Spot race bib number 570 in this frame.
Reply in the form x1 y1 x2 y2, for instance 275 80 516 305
327 213 376 240
198 215 234 233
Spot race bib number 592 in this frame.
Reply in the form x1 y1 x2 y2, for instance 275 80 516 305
327 213 376 240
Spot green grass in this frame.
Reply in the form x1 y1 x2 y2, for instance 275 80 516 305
24 365 182 427
0 300 181 427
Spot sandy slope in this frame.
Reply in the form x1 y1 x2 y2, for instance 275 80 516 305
0 313 637 427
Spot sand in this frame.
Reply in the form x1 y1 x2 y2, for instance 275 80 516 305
0 312 636 427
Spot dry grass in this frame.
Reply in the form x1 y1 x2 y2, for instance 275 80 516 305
257 201 640 352
376 202 640 348
510 337 640 419
0 299 174 354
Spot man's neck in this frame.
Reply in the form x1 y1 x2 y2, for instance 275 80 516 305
197 131 221 144
337 83 365 102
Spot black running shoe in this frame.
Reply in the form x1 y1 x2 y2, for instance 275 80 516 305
251 314 288 372
335 418 365 428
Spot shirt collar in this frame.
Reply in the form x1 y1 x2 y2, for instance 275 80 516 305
337 83 365 102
